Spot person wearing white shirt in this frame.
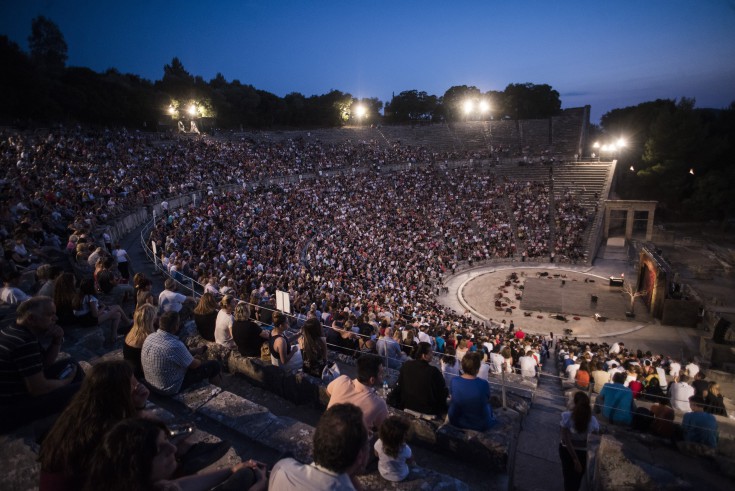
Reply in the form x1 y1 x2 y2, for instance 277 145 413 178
670 374 696 412
609 341 623 355
519 351 538 378
565 358 580 381
685 361 700 379
668 360 681 378
214 295 237 349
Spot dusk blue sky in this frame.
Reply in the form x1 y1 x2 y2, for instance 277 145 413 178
2 0 734 123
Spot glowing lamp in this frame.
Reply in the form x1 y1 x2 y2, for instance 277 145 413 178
463 100 474 114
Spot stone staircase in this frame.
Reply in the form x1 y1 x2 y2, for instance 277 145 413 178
512 357 567 491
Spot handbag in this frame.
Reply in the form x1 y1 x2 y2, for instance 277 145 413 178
321 361 341 382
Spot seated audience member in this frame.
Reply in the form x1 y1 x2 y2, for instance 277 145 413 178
596 371 634 425
158 278 195 315
96 256 133 305
1 269 30 305
85 418 266 491
691 371 709 398
232 301 269 357
192 292 218 342
327 316 359 356
519 349 538 379
440 346 461 387
299 317 328 377
640 377 668 404
590 362 610 393
123 304 157 379
685 359 700 379
681 395 718 449
214 294 237 349
327 354 388 432
0 297 83 433
670 374 695 412
141 311 220 395
35 264 62 298
376 326 406 370
649 399 675 439
269 311 302 374
73 278 131 347
704 382 727 416
52 272 77 326
628 373 644 399
375 415 414 483
489 346 506 374
269 403 369 490
393 342 448 417
559 391 600 491
565 355 581 381
38 360 151 490
448 351 496 431
133 275 155 308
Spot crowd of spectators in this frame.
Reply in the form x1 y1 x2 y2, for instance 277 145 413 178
0 124 662 489
555 337 725 451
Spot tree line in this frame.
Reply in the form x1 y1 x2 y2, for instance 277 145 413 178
0 17 561 129
600 98 735 221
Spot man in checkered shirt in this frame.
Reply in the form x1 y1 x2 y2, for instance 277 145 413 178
142 311 220 395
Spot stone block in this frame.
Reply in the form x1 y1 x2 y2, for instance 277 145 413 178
387 408 442 446
257 417 314 463
95 348 124 363
173 384 222 412
197 390 274 439
0 433 41 491
436 408 520 471
356 465 470 490
63 325 105 353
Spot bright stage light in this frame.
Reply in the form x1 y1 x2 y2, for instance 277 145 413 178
463 100 474 114
168 106 176 115
187 105 197 116
354 104 367 118
617 138 627 147
479 100 490 113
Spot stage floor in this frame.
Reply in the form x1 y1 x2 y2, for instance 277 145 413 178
461 268 653 326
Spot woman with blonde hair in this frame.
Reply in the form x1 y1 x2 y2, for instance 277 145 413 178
193 292 218 342
214 294 237 349
232 301 269 357
124 304 157 378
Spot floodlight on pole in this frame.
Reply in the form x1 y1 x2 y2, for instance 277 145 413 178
479 100 490 114
354 104 367 119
